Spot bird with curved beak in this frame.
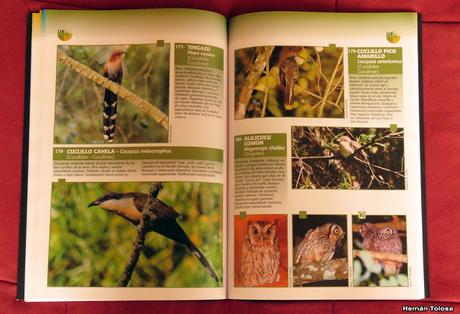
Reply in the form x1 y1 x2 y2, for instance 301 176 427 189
88 191 219 282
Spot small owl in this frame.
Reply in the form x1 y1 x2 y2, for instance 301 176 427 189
360 223 403 276
239 220 280 287
295 223 345 265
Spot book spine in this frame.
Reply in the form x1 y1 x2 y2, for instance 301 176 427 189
417 12 430 299
16 12 33 300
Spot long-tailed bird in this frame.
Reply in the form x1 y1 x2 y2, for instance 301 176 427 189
103 49 125 142
88 192 219 282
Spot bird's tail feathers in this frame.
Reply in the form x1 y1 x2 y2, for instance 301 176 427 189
283 81 295 106
103 90 118 142
185 239 219 283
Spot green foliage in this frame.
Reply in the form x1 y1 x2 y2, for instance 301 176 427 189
48 182 223 287
292 127 405 190
54 44 169 144
235 46 344 118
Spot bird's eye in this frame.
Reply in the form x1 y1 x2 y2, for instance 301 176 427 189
267 228 272 234
252 228 258 235
334 228 340 235
385 228 393 235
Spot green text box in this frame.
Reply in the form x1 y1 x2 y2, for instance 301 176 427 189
175 43 223 70
53 146 223 162
348 47 402 75
234 133 286 159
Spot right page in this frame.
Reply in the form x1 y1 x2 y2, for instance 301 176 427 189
228 12 426 300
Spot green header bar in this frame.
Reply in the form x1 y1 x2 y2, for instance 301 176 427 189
175 43 223 70
53 146 223 162
348 47 402 75
234 133 286 159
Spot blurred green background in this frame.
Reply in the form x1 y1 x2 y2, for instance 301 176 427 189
48 182 223 287
54 44 169 144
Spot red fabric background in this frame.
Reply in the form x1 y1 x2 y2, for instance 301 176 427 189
1 0 459 312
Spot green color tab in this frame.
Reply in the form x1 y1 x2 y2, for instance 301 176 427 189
234 133 287 159
239 211 246 219
299 211 307 219
175 43 223 70
58 178 66 183
358 211 367 220
348 47 402 75
390 124 398 132
53 146 223 162
156 40 164 47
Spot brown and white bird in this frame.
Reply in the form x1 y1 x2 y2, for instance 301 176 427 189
279 55 300 107
338 135 367 159
239 220 280 287
102 49 125 142
360 222 403 277
88 192 219 282
295 223 345 265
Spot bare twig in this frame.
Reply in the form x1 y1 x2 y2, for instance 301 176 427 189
293 258 348 286
353 250 408 264
57 50 169 130
235 46 274 119
118 183 164 287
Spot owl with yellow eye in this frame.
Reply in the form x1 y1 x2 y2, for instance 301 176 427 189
295 223 345 265
360 222 403 276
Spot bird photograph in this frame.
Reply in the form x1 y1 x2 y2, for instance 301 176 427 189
234 214 288 287
54 44 169 144
292 215 348 287
234 45 344 119
47 181 223 287
352 215 408 287
291 126 405 190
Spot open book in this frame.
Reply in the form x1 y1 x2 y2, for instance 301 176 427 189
18 8 428 301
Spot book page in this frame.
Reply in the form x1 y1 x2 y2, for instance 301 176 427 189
228 12 425 300
23 9 227 301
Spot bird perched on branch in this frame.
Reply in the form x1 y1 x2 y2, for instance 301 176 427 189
102 49 126 142
295 223 345 264
279 56 300 107
88 191 219 282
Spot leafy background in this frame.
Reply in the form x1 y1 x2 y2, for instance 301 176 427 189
235 46 344 118
352 215 408 287
292 127 405 190
54 44 169 144
48 181 223 287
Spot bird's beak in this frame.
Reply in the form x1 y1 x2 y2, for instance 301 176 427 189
88 200 100 208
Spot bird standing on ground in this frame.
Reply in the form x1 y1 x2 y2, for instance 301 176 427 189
103 50 125 142
88 191 219 282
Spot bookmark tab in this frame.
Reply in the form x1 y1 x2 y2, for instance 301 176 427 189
299 211 307 219
58 178 66 183
239 211 246 219
390 124 398 132
358 211 366 220
156 40 165 47
328 43 336 49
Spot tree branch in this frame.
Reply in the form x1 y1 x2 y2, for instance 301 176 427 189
293 257 348 286
57 50 169 130
353 250 408 264
235 46 274 120
118 182 164 287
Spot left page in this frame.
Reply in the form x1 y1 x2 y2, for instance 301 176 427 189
21 8 227 301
